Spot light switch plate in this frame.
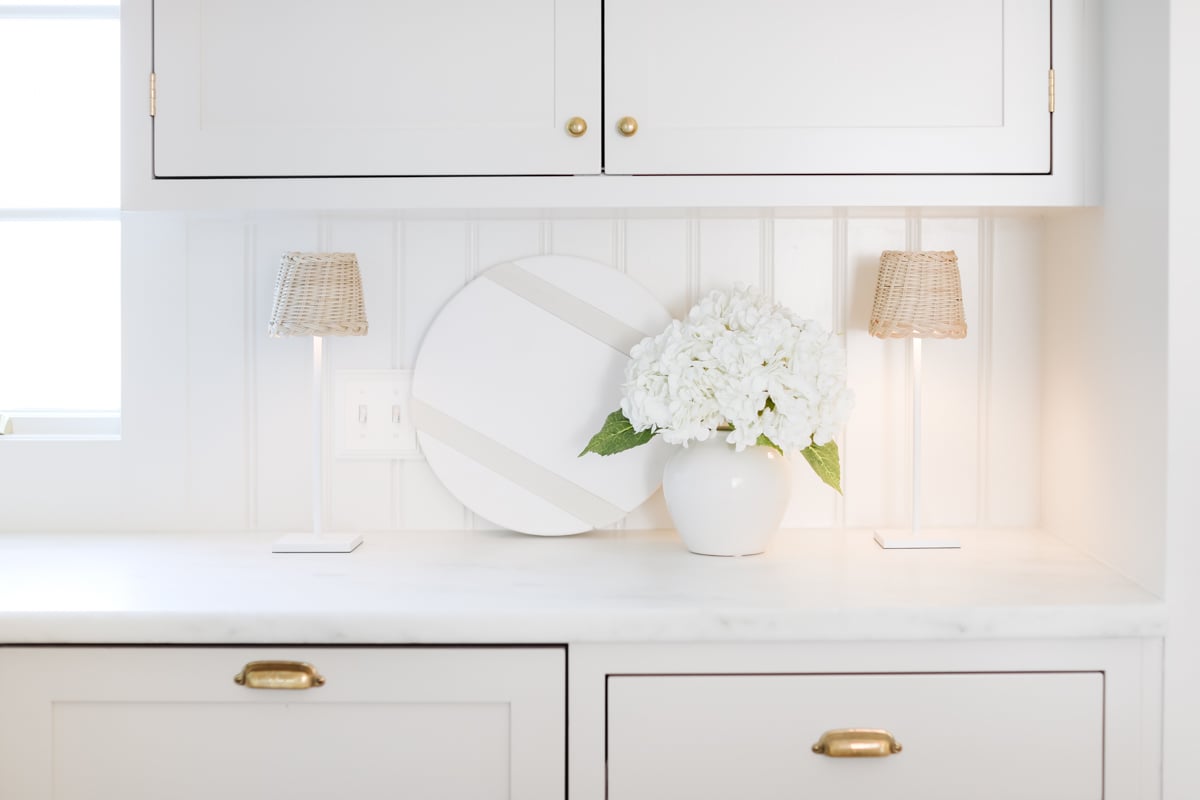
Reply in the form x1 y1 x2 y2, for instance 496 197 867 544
334 370 421 459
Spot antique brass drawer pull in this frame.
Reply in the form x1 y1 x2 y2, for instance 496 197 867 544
812 728 902 757
233 660 326 690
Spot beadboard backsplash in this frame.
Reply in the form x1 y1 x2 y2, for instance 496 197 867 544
0 209 1043 532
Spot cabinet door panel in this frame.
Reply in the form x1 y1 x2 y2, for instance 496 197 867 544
608 672 1102 800
153 0 599 176
605 0 1050 174
0 647 565 800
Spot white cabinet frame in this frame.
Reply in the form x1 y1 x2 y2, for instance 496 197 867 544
567 638 1161 800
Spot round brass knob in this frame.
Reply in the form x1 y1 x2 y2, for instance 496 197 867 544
617 116 639 137
566 117 588 137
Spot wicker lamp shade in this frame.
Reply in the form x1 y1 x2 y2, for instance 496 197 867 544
268 252 368 338
869 250 967 340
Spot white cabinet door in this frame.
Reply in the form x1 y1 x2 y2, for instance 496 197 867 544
152 0 599 176
604 0 1051 175
608 672 1103 800
0 647 564 800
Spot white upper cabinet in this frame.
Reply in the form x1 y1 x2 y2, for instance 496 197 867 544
604 0 1051 175
151 0 600 176
126 0 1087 206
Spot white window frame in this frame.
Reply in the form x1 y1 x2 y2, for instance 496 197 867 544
0 3 122 441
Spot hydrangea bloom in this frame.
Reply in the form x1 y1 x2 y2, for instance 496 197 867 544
619 286 853 453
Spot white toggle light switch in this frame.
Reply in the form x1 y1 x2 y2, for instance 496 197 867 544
334 370 421 459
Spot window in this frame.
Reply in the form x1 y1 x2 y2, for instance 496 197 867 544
0 2 121 437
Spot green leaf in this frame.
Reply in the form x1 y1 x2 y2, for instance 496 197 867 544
801 439 842 494
579 409 656 457
755 433 784 455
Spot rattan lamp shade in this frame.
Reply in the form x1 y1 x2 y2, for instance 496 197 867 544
869 250 967 340
268 252 368 338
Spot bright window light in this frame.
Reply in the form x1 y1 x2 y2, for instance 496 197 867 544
0 221 121 411
0 3 120 422
0 18 120 208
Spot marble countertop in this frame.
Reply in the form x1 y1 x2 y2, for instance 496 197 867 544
0 528 1164 644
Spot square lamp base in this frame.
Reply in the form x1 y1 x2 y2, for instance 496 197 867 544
873 530 961 550
272 533 363 554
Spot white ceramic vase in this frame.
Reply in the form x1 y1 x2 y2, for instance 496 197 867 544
661 435 792 556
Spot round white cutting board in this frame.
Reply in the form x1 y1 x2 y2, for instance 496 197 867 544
411 255 672 535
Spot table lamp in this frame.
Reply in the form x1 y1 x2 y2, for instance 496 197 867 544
869 250 967 549
268 251 368 553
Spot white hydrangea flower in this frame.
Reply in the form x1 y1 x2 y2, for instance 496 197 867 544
621 285 853 454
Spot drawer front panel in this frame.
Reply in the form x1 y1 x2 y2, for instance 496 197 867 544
608 672 1102 800
0 647 565 800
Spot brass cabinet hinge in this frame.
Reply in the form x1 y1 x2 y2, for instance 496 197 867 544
150 72 157 117
1048 68 1055 113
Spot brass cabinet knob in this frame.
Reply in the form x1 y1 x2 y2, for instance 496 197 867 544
812 728 902 757
616 116 639 137
234 660 325 690
565 116 588 137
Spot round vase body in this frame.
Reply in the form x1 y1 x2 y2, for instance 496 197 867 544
662 436 793 556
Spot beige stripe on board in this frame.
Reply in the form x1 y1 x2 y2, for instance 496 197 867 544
483 261 651 355
409 397 626 528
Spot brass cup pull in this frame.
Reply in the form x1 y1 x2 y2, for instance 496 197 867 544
234 660 326 690
617 116 639 136
812 728 902 758
566 116 588 137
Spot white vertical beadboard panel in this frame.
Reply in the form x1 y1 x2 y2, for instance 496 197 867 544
477 219 544 272
184 218 249 530
843 216 908 528
774 217 838 526
402 220 469 367
622 215 686 529
253 218 320 531
401 220 473 529
625 217 690 319
919 217 981 527
0 442 122 530
987 216 1043 527
551 218 617 265
5 209 1050 535
329 460 395 532
774 218 835 332
118 212 191 528
391 220 408 527
697 218 761 294
399 460 473 529
327 219 399 532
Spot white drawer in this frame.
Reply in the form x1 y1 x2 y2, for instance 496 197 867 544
0 646 564 800
608 672 1102 800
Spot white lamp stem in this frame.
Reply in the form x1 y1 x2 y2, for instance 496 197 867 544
312 335 324 538
271 333 360 553
873 334 958 549
911 336 922 538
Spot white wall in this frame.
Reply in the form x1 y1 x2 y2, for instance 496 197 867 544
1042 0 1169 598
1164 0 1200 795
0 209 1043 534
